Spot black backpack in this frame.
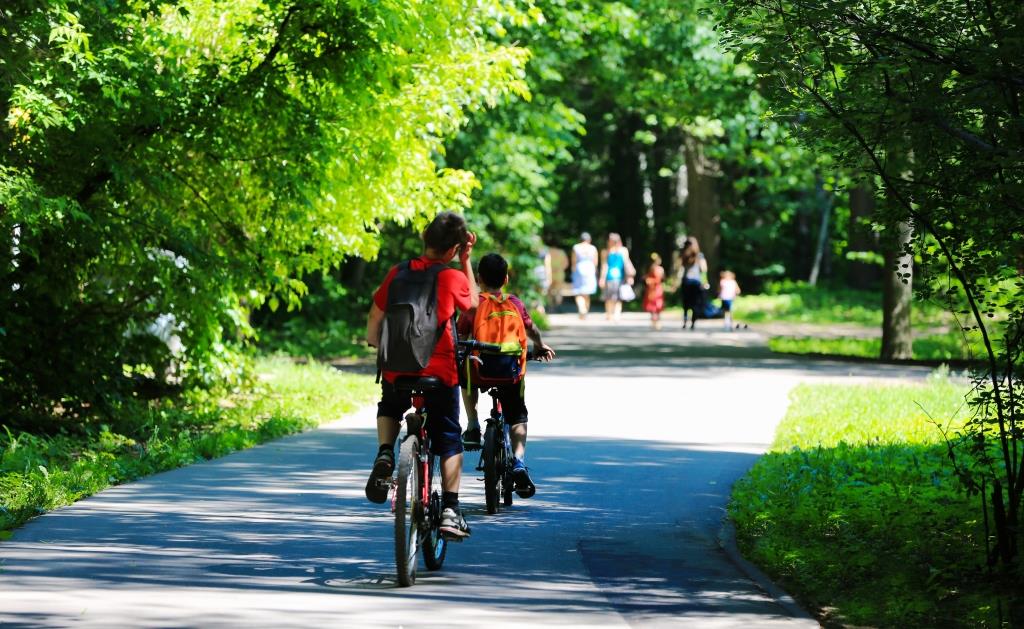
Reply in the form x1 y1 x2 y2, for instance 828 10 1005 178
377 261 450 375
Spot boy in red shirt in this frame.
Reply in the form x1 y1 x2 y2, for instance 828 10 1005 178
459 253 555 498
365 212 479 539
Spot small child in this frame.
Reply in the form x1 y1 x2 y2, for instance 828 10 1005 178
643 253 665 330
458 253 555 498
718 270 741 330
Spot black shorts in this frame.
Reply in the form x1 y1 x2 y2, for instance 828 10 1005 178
468 379 528 425
377 380 463 458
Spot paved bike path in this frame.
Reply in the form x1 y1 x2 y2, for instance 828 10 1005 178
0 314 934 627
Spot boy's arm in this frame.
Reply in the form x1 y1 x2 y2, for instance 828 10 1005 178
366 303 384 347
459 232 479 308
526 322 555 361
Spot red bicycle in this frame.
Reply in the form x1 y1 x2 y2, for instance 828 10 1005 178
391 376 447 587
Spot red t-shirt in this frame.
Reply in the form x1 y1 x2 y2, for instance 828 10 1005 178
456 292 533 337
373 256 471 386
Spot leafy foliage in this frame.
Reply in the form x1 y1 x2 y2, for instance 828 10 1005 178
714 0 1024 567
1 0 533 426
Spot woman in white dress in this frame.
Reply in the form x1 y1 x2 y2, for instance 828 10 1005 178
571 232 599 319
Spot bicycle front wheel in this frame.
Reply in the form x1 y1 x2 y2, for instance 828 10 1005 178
483 422 500 514
394 434 421 587
421 451 447 570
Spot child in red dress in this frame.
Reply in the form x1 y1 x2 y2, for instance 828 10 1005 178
643 253 666 330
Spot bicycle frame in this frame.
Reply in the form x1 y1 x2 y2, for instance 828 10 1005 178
391 394 431 512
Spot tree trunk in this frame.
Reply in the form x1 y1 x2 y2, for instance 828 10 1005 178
683 134 720 279
848 184 880 289
608 115 646 251
881 219 913 360
649 133 679 266
808 175 832 286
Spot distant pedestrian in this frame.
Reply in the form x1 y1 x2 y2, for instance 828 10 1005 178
718 270 741 330
643 253 666 330
571 232 599 319
547 245 569 309
599 232 636 322
678 237 707 329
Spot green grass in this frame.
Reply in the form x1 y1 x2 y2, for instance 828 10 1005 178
733 281 950 328
730 378 1021 627
258 318 374 359
0 357 376 533
768 332 986 362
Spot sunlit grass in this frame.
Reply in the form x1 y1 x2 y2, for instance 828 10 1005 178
770 379 971 451
768 332 985 362
731 281 950 328
729 378 1012 627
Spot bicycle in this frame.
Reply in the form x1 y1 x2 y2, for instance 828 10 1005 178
457 339 542 515
390 375 448 587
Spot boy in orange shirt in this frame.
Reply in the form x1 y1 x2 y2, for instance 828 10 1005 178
458 253 554 498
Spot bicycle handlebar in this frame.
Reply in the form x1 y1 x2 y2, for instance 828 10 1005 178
457 339 550 362
457 339 502 354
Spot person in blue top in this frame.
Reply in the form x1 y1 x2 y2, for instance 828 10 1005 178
598 232 636 322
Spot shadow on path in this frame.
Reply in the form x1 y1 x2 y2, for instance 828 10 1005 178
1 423 794 627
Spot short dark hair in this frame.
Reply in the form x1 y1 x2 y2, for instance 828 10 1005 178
478 253 509 288
422 211 468 253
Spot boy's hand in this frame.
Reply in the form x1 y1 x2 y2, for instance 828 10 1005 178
535 344 556 362
459 232 477 264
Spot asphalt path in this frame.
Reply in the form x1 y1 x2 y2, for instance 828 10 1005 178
0 313 934 628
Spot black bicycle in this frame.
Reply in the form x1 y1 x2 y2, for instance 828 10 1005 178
481 383 516 514
457 340 542 515
390 376 447 587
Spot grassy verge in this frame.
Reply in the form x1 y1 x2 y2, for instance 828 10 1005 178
768 332 985 362
0 356 376 533
258 318 374 359
730 378 1020 626
733 281 950 328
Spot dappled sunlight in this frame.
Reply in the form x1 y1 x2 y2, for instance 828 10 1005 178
0 424 806 626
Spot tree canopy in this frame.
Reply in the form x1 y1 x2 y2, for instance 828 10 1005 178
1 0 533 423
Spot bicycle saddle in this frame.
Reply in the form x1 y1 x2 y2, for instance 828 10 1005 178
393 376 444 393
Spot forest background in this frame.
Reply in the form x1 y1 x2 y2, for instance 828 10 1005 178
2 0 1022 624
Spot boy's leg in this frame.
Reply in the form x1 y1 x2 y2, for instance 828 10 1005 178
428 384 471 538
510 423 527 460
460 386 481 446
365 382 407 503
499 381 535 498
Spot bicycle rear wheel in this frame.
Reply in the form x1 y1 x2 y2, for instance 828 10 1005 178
482 422 500 514
502 424 514 507
421 451 447 570
394 434 421 587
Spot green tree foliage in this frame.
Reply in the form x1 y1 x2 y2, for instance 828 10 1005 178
0 0 533 427
715 0 1024 569
457 0 843 289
